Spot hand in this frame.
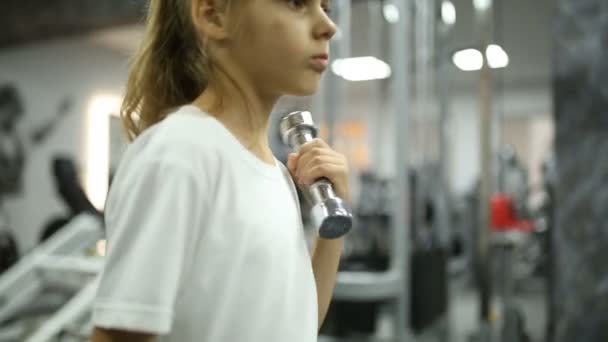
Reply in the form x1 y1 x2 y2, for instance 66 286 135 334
287 138 351 202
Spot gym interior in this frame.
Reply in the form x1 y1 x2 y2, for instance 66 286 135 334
1 0 606 341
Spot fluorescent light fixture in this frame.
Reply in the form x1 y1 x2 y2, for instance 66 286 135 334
85 95 121 210
452 49 484 71
332 56 392 81
452 45 509 71
486 44 509 69
473 0 492 12
383 2 400 23
441 1 456 25
441 0 456 25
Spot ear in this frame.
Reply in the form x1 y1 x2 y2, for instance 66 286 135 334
191 0 229 41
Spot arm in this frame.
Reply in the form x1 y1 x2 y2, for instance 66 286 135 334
92 159 206 338
91 328 155 342
311 236 344 329
287 138 351 330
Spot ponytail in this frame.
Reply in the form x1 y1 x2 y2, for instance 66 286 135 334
120 0 211 141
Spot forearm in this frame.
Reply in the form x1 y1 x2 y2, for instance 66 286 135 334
311 236 344 330
288 139 351 329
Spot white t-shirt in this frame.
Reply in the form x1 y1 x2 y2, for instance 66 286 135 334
93 105 318 341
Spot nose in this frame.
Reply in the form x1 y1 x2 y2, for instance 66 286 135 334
313 10 337 41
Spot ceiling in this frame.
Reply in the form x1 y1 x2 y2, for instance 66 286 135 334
447 0 555 89
343 0 555 90
0 0 146 48
2 0 555 93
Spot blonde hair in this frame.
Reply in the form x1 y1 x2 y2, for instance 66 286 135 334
120 0 234 141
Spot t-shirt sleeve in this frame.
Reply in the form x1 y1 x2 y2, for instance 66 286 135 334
93 158 206 335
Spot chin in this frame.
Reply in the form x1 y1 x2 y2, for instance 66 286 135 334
278 70 325 97
291 87 319 97
288 79 322 97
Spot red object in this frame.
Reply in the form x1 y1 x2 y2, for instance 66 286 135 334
490 193 534 233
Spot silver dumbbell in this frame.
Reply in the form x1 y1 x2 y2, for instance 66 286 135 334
280 111 353 239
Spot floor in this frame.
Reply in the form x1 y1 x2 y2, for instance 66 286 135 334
319 277 547 342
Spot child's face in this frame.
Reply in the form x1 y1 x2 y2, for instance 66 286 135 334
227 0 337 97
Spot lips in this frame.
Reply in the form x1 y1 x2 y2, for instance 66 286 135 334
310 53 330 71
312 53 329 60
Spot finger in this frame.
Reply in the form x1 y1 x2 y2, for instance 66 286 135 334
287 153 298 174
296 154 343 182
296 147 326 175
298 138 330 155
296 145 343 172
298 157 345 185
301 163 345 186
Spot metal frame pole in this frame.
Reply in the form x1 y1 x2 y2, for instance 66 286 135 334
368 0 382 171
475 1 495 339
391 0 412 340
325 0 352 146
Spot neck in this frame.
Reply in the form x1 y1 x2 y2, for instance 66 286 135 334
192 73 281 164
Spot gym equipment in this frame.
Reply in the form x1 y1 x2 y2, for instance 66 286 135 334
53 157 102 218
0 231 18 274
319 172 389 338
491 229 532 342
40 217 71 244
490 192 535 342
40 156 103 243
410 247 448 333
0 198 19 276
280 111 353 239
0 214 103 341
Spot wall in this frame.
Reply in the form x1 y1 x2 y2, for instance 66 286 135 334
0 36 127 252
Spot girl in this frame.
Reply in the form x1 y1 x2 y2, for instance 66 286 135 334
91 0 349 341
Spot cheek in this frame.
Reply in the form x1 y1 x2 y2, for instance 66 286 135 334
263 20 302 57
243 11 306 55
233 12 320 94
240 26 305 82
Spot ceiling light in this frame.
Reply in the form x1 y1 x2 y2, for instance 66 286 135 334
332 56 392 81
452 49 484 71
486 44 509 69
441 1 456 25
473 0 492 12
383 2 400 23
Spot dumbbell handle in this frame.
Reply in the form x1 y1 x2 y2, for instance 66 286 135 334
280 111 352 239
287 130 315 151
287 129 339 202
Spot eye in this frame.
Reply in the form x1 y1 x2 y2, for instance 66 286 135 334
322 1 331 14
288 0 307 10
288 0 331 15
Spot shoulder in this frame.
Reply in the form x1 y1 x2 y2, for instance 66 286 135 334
130 106 223 161
115 106 228 185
